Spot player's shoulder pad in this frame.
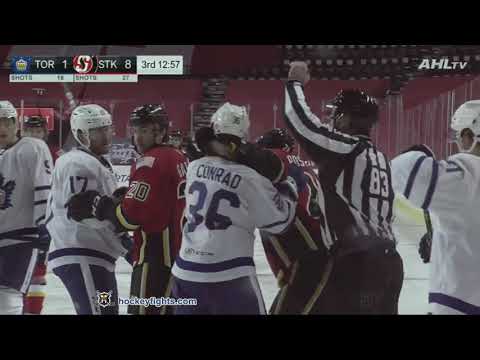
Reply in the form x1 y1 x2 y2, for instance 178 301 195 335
145 145 185 161
18 136 48 151
56 149 97 174
17 137 51 160
448 153 478 175
135 156 156 171
392 150 426 164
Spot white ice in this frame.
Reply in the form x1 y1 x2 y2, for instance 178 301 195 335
42 228 429 315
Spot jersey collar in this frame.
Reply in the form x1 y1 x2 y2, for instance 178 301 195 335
77 147 113 171
0 137 21 156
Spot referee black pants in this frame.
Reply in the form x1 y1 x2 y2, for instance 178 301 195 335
270 246 404 315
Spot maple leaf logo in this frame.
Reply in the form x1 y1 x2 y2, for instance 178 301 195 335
0 174 15 210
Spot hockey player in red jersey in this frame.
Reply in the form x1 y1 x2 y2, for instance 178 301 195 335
66 104 188 315
256 128 334 314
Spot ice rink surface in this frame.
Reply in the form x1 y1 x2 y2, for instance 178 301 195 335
43 227 430 315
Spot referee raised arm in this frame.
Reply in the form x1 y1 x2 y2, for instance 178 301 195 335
284 61 395 240
281 62 404 314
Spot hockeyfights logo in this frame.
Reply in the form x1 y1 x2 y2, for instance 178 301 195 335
96 291 113 308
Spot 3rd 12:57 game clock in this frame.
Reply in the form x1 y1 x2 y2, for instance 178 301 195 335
9 55 183 83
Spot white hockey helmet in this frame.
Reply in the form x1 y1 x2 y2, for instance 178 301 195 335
210 102 250 140
451 100 480 152
70 104 112 147
0 101 18 121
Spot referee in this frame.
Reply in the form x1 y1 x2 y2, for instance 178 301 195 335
279 61 404 314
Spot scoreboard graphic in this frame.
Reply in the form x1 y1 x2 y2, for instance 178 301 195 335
9 55 183 83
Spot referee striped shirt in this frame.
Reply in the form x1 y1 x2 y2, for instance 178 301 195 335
284 81 395 243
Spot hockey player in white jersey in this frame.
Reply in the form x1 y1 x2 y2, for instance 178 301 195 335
0 100 53 315
391 100 480 315
46 104 129 315
171 103 303 315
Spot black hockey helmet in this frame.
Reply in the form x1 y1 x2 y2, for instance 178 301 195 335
328 89 379 134
24 115 47 128
256 128 295 152
169 129 183 138
129 104 170 129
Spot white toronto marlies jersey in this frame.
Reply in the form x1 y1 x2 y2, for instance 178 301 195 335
0 137 52 248
46 148 127 270
391 151 480 314
172 156 297 283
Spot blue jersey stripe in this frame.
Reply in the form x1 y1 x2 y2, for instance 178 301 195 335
34 185 51 191
175 256 255 273
0 227 38 241
403 155 427 199
49 248 116 264
446 160 464 173
429 293 480 315
421 160 439 209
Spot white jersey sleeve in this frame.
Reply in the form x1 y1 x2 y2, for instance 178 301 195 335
244 174 296 234
284 81 362 154
390 151 473 212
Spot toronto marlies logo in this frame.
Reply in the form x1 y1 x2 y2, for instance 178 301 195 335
96 291 113 308
0 174 15 210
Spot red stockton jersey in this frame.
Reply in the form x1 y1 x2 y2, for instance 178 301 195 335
261 149 327 284
116 145 188 268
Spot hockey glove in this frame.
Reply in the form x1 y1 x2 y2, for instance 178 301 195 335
234 143 285 183
112 186 129 202
184 140 204 161
195 126 216 153
418 232 432 263
419 210 433 263
66 190 111 222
